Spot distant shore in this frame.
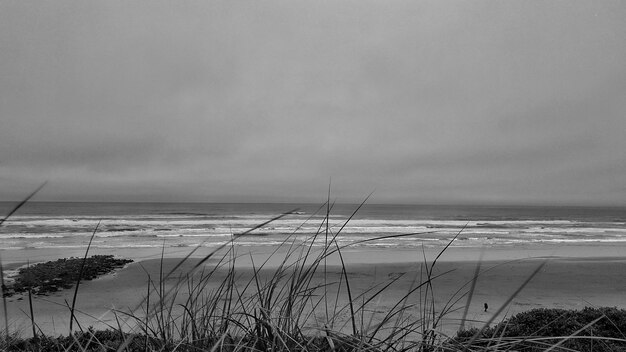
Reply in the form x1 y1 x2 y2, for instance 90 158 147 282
3 244 626 337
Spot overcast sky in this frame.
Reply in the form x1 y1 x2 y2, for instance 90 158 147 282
1 1 625 205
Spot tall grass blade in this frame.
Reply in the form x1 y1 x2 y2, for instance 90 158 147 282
0 259 9 346
0 182 47 228
459 250 484 331
0 181 46 343
324 181 332 321
332 240 357 336
69 220 101 334
430 222 468 275
144 274 150 352
26 261 36 340
158 241 166 342
65 299 84 334
463 260 547 351
545 315 606 352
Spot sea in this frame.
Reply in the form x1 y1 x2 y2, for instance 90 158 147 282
0 202 625 253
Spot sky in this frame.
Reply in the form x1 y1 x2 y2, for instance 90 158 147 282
1 1 625 205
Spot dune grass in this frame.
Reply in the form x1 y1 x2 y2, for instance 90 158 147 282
1 190 626 351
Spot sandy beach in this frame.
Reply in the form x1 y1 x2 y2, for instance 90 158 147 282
3 244 626 338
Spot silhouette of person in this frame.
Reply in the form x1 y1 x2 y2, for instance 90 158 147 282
484 303 488 312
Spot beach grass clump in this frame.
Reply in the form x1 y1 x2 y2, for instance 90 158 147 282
93 199 462 351
2 327 154 352
456 307 626 351
3 255 133 297
4 307 626 351
0 329 361 352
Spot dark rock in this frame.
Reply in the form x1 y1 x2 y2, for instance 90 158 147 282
4 255 133 297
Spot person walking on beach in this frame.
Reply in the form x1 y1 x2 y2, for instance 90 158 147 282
484 303 488 312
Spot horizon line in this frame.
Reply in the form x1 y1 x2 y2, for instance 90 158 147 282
0 199 624 209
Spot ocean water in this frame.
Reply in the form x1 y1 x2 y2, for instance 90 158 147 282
0 202 624 252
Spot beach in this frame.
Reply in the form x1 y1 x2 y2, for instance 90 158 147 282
4 244 626 338
2 202 626 339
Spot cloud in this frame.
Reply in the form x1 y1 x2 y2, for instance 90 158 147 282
0 1 625 205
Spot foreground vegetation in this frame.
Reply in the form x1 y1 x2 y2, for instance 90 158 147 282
2 307 626 351
1 188 626 351
456 307 626 351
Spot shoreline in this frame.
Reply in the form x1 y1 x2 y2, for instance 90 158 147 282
3 241 626 267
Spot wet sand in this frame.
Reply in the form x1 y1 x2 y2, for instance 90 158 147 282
3 245 626 338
